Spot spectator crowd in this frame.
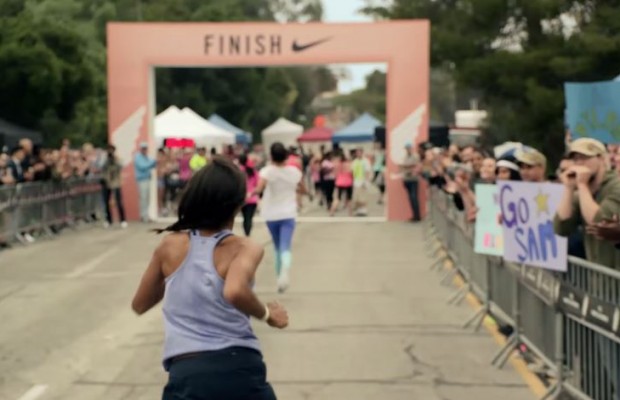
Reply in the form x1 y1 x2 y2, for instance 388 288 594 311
0 138 103 186
6 131 620 272
410 134 620 271
150 143 384 220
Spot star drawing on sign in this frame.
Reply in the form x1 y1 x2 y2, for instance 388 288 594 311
534 190 550 216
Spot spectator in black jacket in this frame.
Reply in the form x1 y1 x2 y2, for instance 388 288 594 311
7 146 26 183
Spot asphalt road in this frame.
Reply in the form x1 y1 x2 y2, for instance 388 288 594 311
0 218 533 400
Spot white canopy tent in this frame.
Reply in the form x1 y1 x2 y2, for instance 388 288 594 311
154 105 184 141
180 108 235 146
261 117 303 150
154 106 235 148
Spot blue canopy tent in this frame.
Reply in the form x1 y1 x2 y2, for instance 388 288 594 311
208 114 252 145
332 113 382 143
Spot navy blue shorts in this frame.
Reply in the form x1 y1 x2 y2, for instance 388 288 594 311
162 347 276 400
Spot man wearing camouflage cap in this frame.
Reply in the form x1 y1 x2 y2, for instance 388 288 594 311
515 148 547 182
554 138 620 270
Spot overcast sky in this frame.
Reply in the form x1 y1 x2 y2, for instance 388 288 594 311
322 0 387 93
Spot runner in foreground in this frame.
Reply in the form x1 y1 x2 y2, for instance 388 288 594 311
131 156 288 400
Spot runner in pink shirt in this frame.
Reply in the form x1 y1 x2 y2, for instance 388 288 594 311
320 152 336 210
239 154 258 236
286 146 302 169
331 153 353 216
178 149 193 184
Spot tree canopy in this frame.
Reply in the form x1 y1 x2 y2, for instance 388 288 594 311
334 70 386 122
0 0 330 146
364 0 620 166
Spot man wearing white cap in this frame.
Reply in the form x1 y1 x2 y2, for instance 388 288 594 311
134 142 157 222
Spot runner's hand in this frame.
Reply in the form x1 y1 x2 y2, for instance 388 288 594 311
266 301 289 329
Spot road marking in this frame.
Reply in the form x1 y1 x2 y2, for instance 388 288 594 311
65 248 118 279
17 385 48 400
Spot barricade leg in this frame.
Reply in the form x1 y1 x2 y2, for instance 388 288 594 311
440 266 458 285
15 233 29 245
427 241 443 259
430 251 448 271
493 275 522 369
463 306 487 331
491 334 519 368
41 202 55 238
464 256 492 332
540 312 564 400
425 228 437 246
446 281 469 305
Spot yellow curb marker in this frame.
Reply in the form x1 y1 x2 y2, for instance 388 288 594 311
444 258 548 398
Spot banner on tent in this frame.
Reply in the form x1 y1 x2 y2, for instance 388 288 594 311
565 80 620 143
499 181 567 271
474 184 503 256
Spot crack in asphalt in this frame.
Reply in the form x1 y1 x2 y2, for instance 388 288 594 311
402 343 451 400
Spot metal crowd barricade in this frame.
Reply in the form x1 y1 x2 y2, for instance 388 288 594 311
42 181 70 228
515 266 559 373
488 256 517 327
0 185 15 242
66 177 103 222
559 257 620 400
427 185 620 400
12 182 46 236
0 177 103 246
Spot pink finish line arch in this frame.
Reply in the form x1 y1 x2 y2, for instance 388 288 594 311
107 21 429 221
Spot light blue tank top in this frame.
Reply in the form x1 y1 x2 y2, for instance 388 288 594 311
162 230 260 370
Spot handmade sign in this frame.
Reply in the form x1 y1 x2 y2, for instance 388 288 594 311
565 80 620 143
498 181 567 271
474 184 503 256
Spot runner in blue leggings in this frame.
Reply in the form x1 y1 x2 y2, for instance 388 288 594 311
254 142 305 293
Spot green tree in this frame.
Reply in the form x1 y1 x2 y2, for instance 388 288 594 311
0 0 334 146
0 8 101 146
364 0 620 168
334 70 386 121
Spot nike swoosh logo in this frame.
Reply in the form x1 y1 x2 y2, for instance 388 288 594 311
292 37 332 52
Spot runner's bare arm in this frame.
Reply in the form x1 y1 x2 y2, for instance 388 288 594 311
297 179 307 195
223 241 268 318
131 245 166 315
254 178 267 196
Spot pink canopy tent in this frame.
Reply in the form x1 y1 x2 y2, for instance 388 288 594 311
297 126 334 142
